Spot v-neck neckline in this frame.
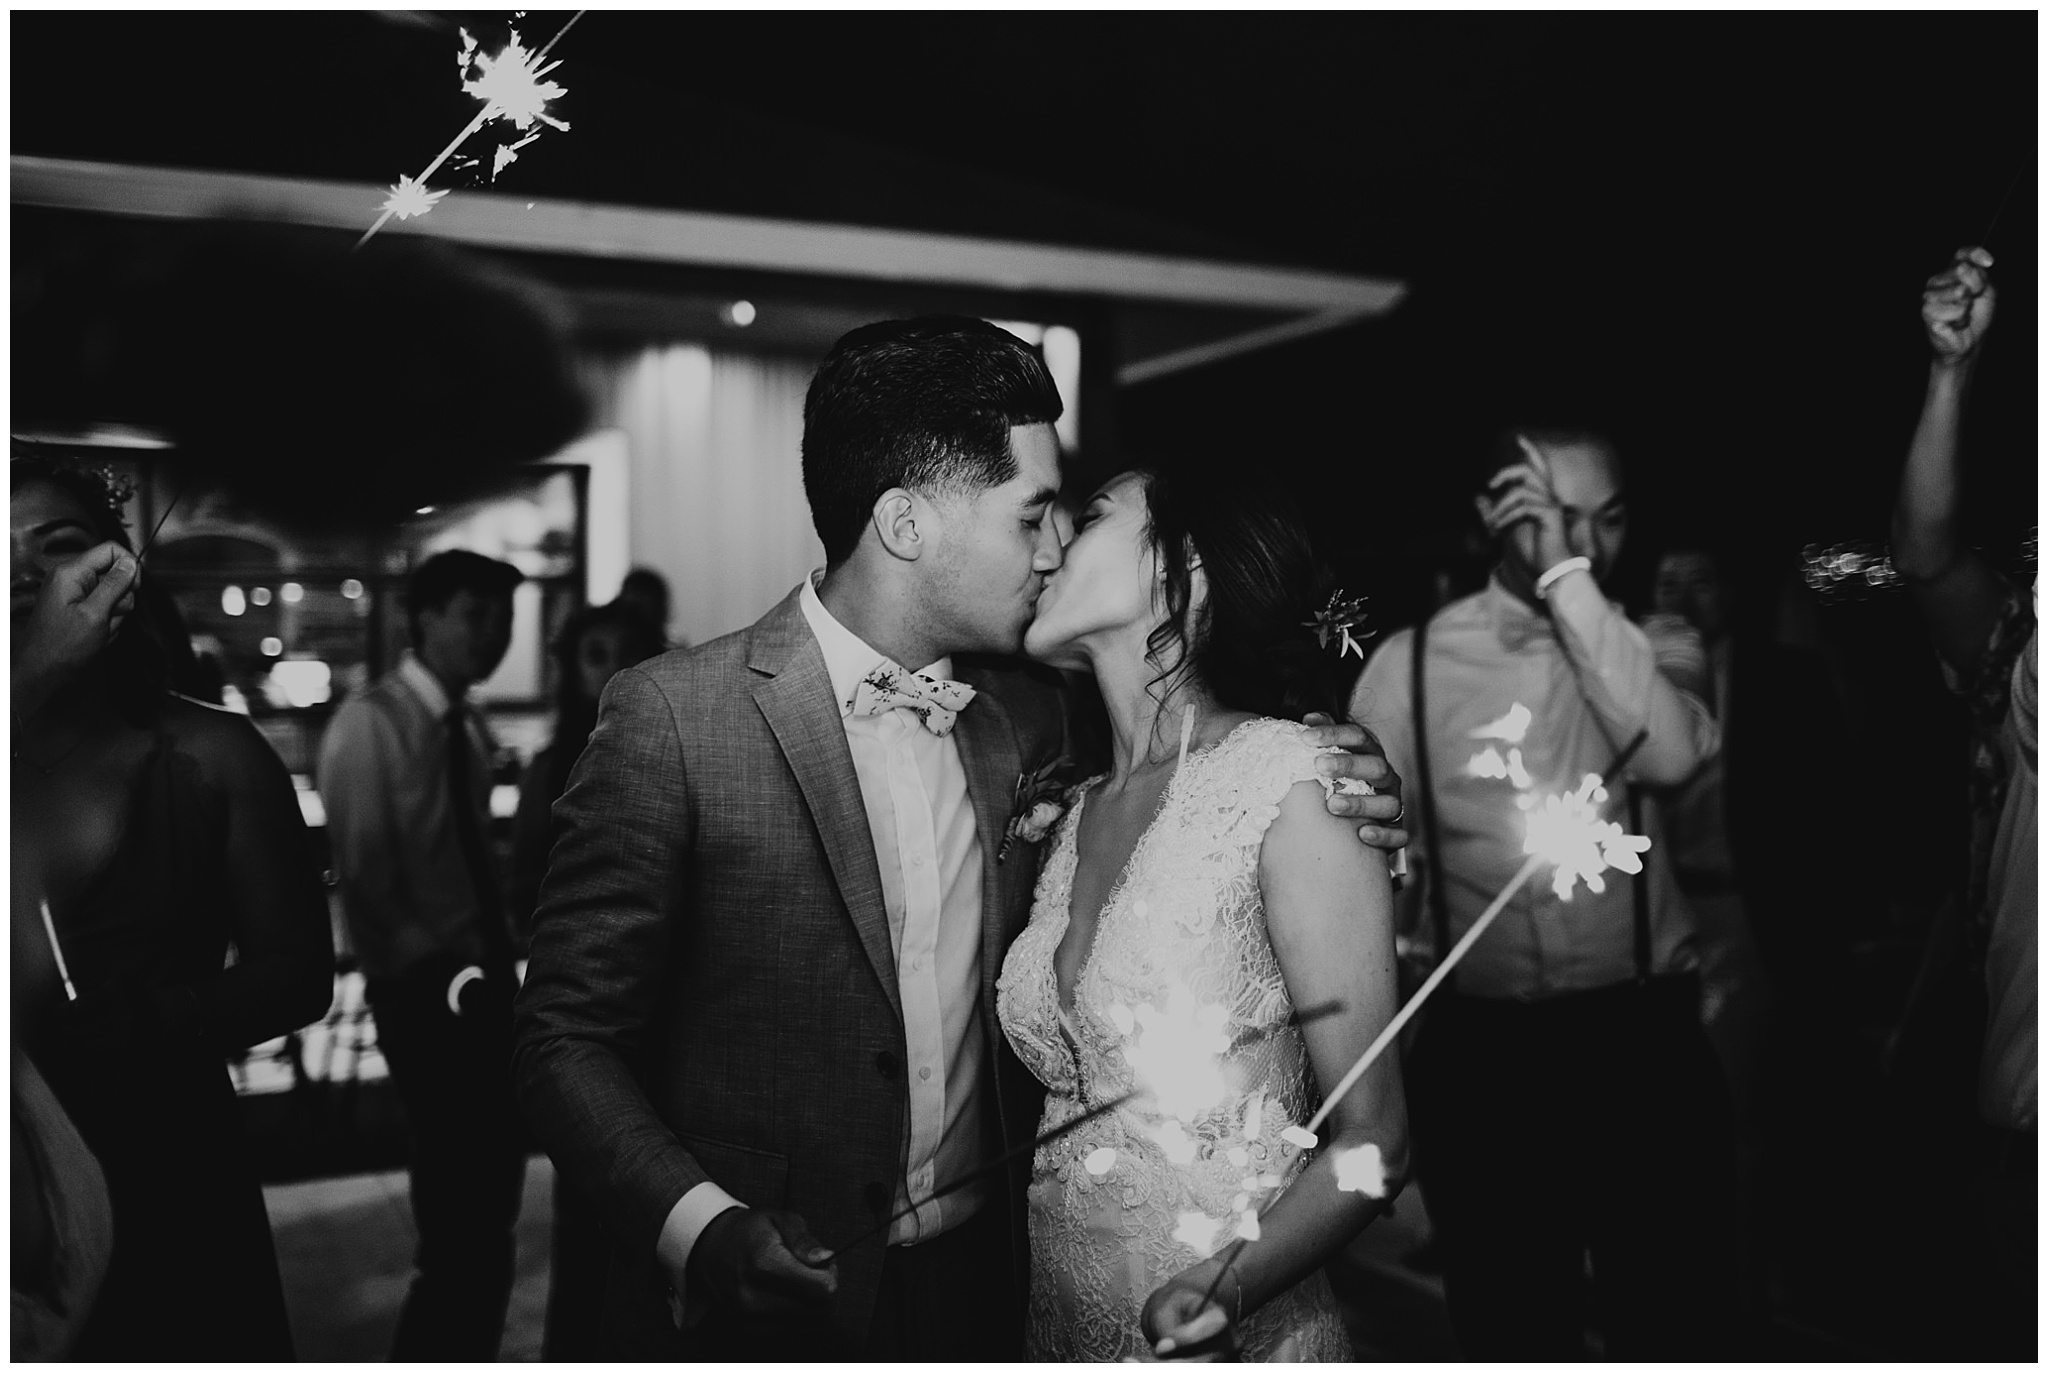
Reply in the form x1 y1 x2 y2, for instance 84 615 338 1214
1049 716 1260 1018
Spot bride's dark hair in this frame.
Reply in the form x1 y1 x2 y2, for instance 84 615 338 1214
1131 465 1342 723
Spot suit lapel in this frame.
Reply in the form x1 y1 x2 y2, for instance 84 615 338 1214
951 679 1024 1008
749 592 902 1029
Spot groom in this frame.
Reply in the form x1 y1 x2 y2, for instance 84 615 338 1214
512 316 1407 1359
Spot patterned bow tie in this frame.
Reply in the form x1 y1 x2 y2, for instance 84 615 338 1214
848 662 977 737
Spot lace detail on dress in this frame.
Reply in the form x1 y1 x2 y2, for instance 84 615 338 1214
996 718 1354 1361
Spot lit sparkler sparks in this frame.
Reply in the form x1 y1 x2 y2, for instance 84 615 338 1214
1518 772 1652 900
1331 1143 1387 1198
357 11 584 248
1467 700 1534 785
379 175 450 222
1120 986 1232 1122
459 26 570 133
1173 1210 1224 1255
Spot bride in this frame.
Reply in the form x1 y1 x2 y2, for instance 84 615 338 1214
997 467 1408 1361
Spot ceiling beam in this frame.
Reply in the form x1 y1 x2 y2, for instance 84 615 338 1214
14 155 1405 318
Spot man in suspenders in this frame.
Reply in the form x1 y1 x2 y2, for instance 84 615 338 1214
1348 430 1736 1359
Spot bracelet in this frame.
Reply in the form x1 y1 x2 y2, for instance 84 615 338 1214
1534 556 1592 599
446 965 486 1016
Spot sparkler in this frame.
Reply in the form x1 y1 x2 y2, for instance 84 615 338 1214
1185 727 1652 1327
357 11 584 249
1304 726 1649 1140
135 493 179 564
38 899 77 1002
816 1089 1137 1264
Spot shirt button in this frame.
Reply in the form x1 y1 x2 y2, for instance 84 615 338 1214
919 1065 933 1082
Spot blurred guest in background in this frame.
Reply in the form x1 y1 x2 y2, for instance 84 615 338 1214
618 565 677 648
11 455 333 1359
511 598 666 935
1349 430 1737 1359
318 548 529 1361
1891 245 2033 1354
510 596 663 1361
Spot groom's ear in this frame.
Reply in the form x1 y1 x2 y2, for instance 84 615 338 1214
872 489 924 562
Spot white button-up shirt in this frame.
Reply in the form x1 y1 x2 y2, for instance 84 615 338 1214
661 576 991 1274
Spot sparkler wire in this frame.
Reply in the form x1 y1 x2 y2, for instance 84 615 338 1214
135 493 179 564
818 1001 1345 1265
356 10 586 250
817 1089 1137 1264
1190 727 1653 1330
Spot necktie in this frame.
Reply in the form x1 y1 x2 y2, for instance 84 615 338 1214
445 705 514 970
847 662 976 737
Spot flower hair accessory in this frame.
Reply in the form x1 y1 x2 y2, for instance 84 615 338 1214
999 755 1078 864
1303 590 1373 660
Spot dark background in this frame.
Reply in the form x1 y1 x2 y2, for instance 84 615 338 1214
14 11 2036 571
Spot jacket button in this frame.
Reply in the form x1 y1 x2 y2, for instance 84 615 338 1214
875 1051 897 1078
863 1181 891 1215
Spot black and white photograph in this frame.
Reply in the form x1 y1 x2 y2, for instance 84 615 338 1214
10 8 2035 1362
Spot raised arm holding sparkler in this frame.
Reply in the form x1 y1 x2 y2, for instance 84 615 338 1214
1893 245 2010 672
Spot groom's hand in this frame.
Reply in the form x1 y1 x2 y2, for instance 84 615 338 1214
1300 713 1410 852
684 1206 838 1320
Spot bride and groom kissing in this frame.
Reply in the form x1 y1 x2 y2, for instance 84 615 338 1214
512 317 1411 1361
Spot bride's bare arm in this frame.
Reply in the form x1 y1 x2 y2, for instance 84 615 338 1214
1143 777 1408 1351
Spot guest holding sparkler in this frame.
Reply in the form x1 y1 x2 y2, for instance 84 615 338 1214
512 317 1407 1360
1348 430 1737 1359
997 468 1407 1360
10 454 334 1359
1891 245 2033 1354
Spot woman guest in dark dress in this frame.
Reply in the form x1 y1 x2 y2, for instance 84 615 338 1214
10 456 335 1359
509 597 663 1360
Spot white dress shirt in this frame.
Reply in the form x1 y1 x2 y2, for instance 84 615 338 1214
1350 570 1722 999
319 650 501 980
660 576 992 1283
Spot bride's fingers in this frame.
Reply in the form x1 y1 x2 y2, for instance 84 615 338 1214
1156 1302 1230 1355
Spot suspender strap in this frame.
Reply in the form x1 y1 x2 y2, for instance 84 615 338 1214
1409 617 1453 972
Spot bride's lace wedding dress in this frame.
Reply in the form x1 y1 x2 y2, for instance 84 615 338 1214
997 718 1354 1362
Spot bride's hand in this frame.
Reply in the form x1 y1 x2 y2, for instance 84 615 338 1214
1143 1279 1239 1361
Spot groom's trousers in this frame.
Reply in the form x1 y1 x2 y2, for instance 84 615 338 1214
864 1203 1020 1359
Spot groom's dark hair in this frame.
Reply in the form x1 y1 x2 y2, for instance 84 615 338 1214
802 315 1064 565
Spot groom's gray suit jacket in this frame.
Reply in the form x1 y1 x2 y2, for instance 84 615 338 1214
513 586 1064 1355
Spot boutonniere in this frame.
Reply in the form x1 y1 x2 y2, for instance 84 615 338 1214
999 755 1078 864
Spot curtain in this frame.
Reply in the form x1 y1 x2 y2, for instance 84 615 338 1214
578 344 825 647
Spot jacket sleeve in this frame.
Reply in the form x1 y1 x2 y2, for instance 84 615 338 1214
511 665 711 1262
